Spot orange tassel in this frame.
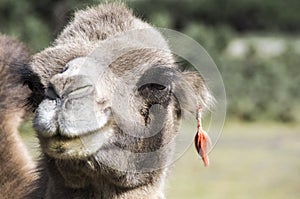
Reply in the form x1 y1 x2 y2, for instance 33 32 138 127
194 107 211 167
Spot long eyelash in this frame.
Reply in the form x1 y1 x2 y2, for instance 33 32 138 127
14 64 45 111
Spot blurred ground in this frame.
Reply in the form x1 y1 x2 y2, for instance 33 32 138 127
20 121 300 199
166 121 300 199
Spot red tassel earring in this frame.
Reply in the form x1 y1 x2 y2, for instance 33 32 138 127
194 107 211 167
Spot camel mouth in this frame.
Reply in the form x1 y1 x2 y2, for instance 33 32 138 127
40 125 113 159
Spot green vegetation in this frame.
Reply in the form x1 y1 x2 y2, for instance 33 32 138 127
221 45 300 122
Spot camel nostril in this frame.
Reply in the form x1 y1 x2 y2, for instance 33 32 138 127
67 85 94 99
103 107 111 114
96 98 107 105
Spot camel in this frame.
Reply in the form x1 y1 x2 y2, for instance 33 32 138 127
0 3 212 199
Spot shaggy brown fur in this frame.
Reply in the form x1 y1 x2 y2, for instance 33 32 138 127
0 35 36 199
0 3 213 199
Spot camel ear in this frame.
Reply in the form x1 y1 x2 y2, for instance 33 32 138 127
180 71 214 167
176 71 214 117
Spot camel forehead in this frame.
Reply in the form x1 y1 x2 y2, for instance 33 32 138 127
30 3 174 86
54 48 176 87
88 29 173 70
32 31 174 86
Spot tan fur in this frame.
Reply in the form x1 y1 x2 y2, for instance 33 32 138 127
0 35 37 199
31 3 153 86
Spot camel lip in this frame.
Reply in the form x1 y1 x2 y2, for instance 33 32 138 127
37 118 113 139
39 125 113 160
48 129 100 140
37 127 101 140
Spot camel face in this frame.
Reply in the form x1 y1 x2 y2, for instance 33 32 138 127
22 6 212 183
18 4 193 188
33 48 178 163
31 28 182 178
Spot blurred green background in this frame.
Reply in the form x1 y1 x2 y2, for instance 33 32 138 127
1 0 299 198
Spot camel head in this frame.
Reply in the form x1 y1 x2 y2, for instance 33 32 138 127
20 3 212 190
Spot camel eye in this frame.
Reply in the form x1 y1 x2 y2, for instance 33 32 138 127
45 85 59 100
140 83 166 91
149 83 166 90
138 83 167 96
26 81 34 91
21 70 45 111
138 83 171 105
61 66 69 73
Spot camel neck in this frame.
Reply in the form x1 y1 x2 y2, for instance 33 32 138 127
0 112 36 199
39 155 165 199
